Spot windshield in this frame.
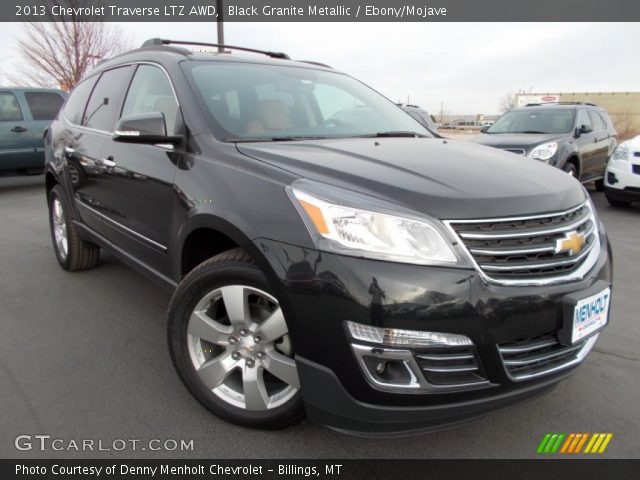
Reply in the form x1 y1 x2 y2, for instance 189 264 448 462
183 61 431 141
486 109 576 134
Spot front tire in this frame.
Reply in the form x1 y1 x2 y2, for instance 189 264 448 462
168 248 305 430
594 179 605 192
605 194 631 208
48 185 100 271
562 162 578 178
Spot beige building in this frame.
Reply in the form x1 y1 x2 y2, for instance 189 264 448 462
515 92 640 139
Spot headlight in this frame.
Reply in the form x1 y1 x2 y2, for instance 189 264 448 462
289 187 458 265
529 142 558 161
611 144 629 161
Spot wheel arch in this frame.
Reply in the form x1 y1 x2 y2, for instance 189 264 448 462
562 152 581 178
45 170 57 197
176 214 275 283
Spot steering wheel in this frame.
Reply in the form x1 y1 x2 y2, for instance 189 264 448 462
320 117 348 129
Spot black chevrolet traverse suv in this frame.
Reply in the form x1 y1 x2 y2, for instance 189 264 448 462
472 103 618 190
44 39 612 436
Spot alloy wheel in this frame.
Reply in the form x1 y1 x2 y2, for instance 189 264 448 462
52 198 68 259
186 285 299 411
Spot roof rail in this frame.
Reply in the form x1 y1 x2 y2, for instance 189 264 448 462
525 101 598 107
296 60 332 69
141 38 290 60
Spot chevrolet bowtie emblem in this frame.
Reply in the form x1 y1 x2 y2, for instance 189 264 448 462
555 231 586 256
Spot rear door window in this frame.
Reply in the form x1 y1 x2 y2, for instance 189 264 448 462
63 76 98 125
84 66 133 132
24 92 65 121
0 92 23 122
588 111 607 132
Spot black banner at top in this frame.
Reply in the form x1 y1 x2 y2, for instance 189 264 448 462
6 0 640 22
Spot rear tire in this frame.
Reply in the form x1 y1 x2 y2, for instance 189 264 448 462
48 185 100 271
168 248 305 430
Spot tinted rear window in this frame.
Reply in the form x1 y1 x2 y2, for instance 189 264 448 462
25 92 65 121
63 77 98 125
84 66 133 132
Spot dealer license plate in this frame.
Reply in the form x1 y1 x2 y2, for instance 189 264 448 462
571 287 610 344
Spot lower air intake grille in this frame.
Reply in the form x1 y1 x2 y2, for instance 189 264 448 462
498 333 587 381
415 345 487 387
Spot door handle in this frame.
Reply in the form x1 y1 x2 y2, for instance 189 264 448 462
101 156 116 168
64 146 75 154
11 126 28 133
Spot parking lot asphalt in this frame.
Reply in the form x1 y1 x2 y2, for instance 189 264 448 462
0 175 638 459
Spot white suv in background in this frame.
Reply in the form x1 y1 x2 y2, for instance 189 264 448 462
604 135 640 207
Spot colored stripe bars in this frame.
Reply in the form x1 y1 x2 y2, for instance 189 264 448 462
537 433 613 454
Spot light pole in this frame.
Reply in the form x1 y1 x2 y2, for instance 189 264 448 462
217 0 224 51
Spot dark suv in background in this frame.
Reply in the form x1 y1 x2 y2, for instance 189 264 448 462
472 103 617 190
44 39 612 436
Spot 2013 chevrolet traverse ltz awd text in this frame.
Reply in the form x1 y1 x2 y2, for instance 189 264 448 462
44 39 612 436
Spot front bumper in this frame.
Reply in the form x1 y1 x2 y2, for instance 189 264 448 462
605 159 640 202
254 236 612 435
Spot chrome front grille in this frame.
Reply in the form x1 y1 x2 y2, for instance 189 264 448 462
498 333 596 381
446 202 600 285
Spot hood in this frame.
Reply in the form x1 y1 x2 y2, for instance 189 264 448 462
622 135 640 152
471 132 563 150
237 137 585 219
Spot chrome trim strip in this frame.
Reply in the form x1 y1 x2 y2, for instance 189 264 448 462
416 353 475 361
447 202 586 224
350 344 421 392
421 365 479 373
443 201 601 286
470 245 556 256
75 199 167 252
479 240 596 271
501 334 598 382
498 339 558 354
502 344 583 366
62 61 180 137
458 214 591 240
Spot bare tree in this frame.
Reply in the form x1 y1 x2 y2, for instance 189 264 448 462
499 91 518 113
611 110 639 141
14 4 130 90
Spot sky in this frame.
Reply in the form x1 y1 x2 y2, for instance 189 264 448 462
1 22 639 115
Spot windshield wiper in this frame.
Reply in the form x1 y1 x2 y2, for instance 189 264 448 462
514 130 547 134
229 135 330 143
355 131 428 138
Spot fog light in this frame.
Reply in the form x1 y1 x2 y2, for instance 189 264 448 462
345 320 473 347
607 172 618 185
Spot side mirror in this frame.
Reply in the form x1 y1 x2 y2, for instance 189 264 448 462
480 125 489 133
578 124 593 136
113 112 181 145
